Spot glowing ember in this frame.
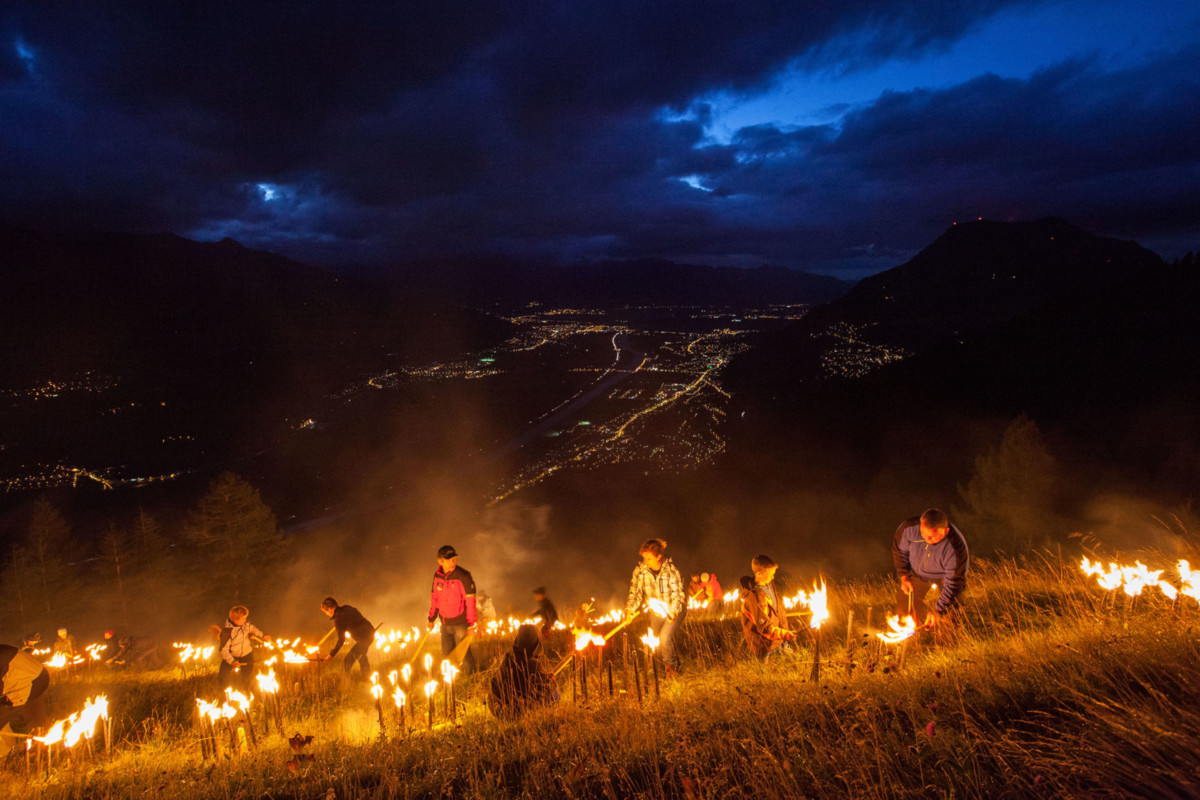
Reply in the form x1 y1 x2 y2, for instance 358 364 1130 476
877 615 918 644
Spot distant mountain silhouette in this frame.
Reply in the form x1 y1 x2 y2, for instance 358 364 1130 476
383 256 853 310
0 228 514 472
728 218 1166 392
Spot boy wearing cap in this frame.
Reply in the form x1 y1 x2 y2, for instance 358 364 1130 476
427 545 478 674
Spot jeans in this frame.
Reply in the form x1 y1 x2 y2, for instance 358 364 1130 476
651 605 686 670
441 623 477 674
343 634 373 678
218 653 254 692
897 576 961 625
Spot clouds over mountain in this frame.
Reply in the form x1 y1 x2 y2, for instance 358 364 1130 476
1 1 1197 274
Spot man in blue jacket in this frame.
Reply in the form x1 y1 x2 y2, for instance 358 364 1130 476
892 508 969 631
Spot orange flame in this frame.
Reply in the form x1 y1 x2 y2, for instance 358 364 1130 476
877 615 917 644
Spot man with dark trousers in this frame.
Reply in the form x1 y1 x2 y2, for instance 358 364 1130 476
892 508 969 633
427 545 478 674
320 596 375 679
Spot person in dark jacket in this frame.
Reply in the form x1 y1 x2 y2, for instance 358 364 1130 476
532 587 558 637
892 508 970 630
487 624 558 719
320 597 376 678
1 643 51 756
219 605 270 691
739 556 796 658
427 545 478 674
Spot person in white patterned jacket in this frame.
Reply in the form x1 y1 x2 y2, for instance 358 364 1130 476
625 538 687 675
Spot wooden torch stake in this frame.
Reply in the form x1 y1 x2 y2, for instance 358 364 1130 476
809 628 822 685
844 609 855 677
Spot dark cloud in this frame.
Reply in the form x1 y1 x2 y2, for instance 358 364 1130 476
1 1 1198 275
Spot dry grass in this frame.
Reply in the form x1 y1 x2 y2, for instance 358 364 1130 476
4 554 1198 799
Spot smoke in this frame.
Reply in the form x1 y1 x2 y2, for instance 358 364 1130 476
1074 494 1200 558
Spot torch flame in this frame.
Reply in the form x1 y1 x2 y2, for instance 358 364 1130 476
423 653 433 673
393 687 406 709
370 672 382 700
807 579 830 629
224 688 253 713
440 660 460 683
1180 560 1200 602
255 668 280 695
573 629 606 651
640 628 660 650
1081 556 1179 599
645 598 672 618
423 680 438 699
877 615 918 644
34 695 109 748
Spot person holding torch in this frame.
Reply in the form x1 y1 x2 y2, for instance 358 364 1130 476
625 538 687 675
320 597 376 679
892 508 969 634
739 555 796 658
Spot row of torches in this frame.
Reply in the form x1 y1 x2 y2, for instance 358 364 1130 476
61 561 1180 766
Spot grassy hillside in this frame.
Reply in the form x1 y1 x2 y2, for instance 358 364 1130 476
4 555 1197 799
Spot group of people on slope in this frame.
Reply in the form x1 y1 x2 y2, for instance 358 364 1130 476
216 544 473 693
486 508 969 717
2 509 968 741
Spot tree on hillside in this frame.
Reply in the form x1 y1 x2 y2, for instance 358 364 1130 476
132 506 170 569
956 416 1061 553
1 544 32 637
25 497 76 619
185 472 285 603
101 521 131 627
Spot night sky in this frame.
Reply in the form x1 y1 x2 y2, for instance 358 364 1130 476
2 1 1198 278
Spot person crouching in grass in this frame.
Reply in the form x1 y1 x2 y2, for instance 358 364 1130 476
487 624 559 719
739 555 796 659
